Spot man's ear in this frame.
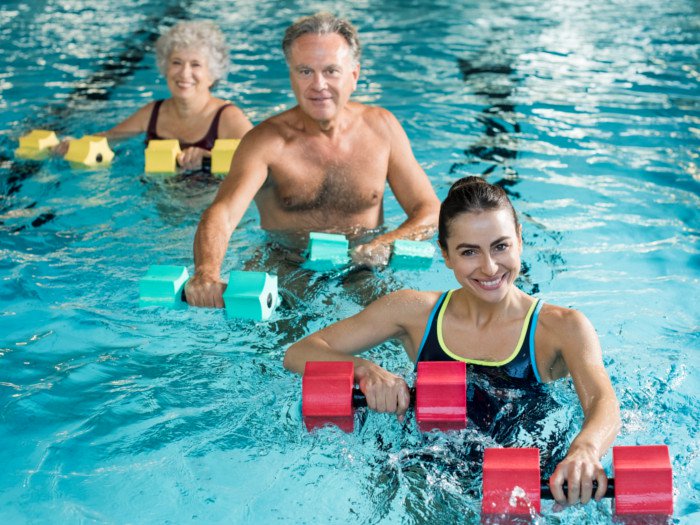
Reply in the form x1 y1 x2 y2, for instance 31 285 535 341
352 63 360 91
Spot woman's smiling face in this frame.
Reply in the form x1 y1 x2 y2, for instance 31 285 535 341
441 207 522 303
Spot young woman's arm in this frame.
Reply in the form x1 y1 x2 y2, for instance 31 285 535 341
541 307 621 507
284 290 429 421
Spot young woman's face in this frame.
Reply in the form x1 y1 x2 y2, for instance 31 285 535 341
441 208 522 303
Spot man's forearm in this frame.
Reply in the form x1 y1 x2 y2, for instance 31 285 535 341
372 202 439 245
193 206 235 279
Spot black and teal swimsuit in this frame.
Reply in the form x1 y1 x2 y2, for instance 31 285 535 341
415 290 549 434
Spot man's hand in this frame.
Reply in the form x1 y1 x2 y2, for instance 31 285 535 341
549 443 608 508
351 241 392 267
184 273 227 307
354 362 411 422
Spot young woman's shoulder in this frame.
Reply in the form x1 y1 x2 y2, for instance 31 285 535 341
369 289 442 320
536 303 600 380
538 303 594 338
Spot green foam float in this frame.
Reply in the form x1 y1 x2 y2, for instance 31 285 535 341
139 265 278 321
304 232 435 271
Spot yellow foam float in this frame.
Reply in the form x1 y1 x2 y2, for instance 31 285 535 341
210 138 240 176
64 135 114 167
15 130 60 160
144 139 181 173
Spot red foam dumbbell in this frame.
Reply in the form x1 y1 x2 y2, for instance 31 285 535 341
301 360 467 432
481 446 673 518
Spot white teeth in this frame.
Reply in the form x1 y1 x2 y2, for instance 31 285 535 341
479 277 501 287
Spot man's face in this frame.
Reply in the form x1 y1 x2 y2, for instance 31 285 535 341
288 33 360 125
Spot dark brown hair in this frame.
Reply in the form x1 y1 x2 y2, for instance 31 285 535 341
438 176 519 248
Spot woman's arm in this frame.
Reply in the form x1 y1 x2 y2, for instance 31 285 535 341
101 102 154 140
543 308 621 506
53 103 153 156
284 290 427 421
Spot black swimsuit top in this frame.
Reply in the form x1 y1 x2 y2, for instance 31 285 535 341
415 290 544 388
145 99 231 150
414 291 548 433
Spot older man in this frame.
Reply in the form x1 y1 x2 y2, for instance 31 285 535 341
186 13 439 307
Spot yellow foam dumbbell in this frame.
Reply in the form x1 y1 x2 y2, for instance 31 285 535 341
210 138 240 176
15 130 60 160
144 139 181 174
64 135 115 167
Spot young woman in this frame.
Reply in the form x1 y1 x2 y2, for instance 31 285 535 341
56 20 252 171
284 176 621 507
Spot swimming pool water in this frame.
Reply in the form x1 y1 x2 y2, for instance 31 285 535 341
1 0 698 523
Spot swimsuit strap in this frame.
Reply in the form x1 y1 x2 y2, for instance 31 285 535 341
187 102 232 150
145 99 165 144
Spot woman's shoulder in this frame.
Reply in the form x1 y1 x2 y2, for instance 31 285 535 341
536 302 597 345
372 289 444 318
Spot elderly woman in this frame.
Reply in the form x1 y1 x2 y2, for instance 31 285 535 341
58 20 252 170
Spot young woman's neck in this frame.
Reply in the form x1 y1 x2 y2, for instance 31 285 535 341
450 287 528 327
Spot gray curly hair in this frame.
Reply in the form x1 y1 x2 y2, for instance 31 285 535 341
155 20 230 84
282 12 361 65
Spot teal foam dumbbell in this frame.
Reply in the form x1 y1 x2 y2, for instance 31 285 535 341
139 265 278 321
305 232 351 271
390 239 436 270
304 232 435 271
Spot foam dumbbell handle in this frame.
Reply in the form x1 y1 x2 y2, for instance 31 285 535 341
349 387 416 409
540 480 615 499
180 283 276 312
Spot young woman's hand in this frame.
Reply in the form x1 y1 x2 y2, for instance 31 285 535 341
355 362 411 422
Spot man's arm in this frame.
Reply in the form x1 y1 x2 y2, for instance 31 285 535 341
185 125 275 307
353 108 440 265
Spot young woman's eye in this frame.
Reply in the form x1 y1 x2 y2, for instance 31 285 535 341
461 249 476 257
494 243 508 252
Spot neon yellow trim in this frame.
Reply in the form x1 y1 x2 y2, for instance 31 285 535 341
436 291 538 366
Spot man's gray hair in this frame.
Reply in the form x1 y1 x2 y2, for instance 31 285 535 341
282 12 361 65
155 20 230 85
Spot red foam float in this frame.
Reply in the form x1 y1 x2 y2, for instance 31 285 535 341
482 447 541 516
415 360 467 432
613 445 673 516
302 361 355 432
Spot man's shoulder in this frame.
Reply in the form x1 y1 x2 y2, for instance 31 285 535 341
349 102 402 133
252 107 303 141
350 101 393 120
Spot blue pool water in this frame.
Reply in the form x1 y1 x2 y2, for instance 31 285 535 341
1 0 698 523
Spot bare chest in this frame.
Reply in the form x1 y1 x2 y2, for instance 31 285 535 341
266 138 389 214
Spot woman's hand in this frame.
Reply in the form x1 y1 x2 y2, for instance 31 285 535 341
549 443 608 507
355 362 411 422
52 138 74 157
177 146 210 171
